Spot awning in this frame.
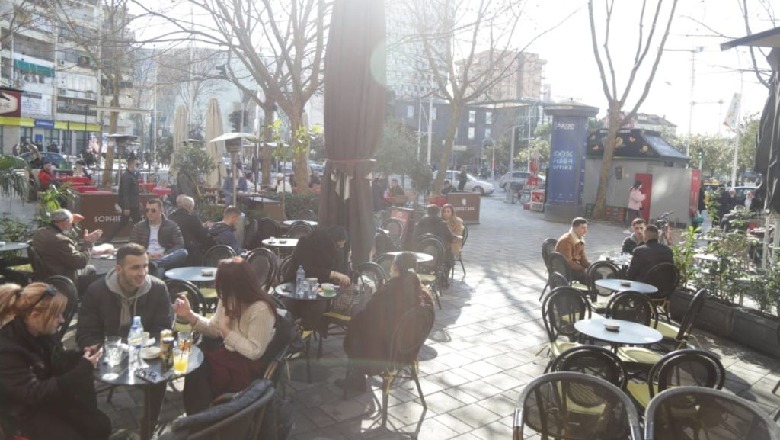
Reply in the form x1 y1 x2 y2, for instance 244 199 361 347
13 59 54 77
721 27 780 50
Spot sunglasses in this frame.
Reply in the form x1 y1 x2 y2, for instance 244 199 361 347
145 208 158 213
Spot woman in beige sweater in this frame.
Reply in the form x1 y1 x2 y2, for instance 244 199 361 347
441 204 464 256
174 257 277 414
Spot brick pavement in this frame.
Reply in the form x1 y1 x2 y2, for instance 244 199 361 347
53 193 780 439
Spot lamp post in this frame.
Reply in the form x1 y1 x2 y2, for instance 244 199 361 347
225 138 241 206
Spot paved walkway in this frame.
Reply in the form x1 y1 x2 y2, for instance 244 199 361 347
55 192 779 439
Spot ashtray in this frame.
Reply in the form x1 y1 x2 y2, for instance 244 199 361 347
201 269 215 276
604 321 621 332
279 240 287 244
620 281 631 287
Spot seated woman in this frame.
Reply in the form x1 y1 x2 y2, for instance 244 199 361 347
441 203 464 256
339 252 434 391
0 283 110 440
286 226 351 287
174 257 277 414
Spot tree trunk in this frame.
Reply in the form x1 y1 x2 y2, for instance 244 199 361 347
101 85 120 189
592 102 622 219
261 105 274 185
434 103 462 192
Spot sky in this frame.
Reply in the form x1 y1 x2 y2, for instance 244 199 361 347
130 0 776 137
518 0 775 136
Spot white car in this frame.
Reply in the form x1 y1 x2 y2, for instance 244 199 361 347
498 171 532 190
436 170 495 195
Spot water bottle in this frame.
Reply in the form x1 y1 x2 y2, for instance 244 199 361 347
295 265 306 298
127 316 144 368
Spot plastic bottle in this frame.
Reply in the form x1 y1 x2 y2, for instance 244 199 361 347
127 316 144 368
295 265 306 298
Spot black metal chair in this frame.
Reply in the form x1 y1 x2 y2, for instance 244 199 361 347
606 290 657 326
416 236 446 309
374 229 399 255
642 262 679 322
541 287 592 371
286 221 313 239
27 243 47 282
165 279 205 323
242 219 259 250
654 288 707 351
161 379 275 440
350 261 388 295
257 217 280 242
344 305 434 428
451 224 468 279
202 245 236 267
373 253 395 278
44 275 78 341
246 247 278 291
381 217 404 248
539 238 558 298
550 345 628 389
277 255 293 285
586 260 621 299
548 251 589 296
512 372 642 440
644 386 778 440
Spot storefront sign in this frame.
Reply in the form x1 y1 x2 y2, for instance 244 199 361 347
0 88 22 117
35 119 55 129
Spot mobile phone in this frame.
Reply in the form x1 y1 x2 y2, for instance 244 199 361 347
135 368 172 384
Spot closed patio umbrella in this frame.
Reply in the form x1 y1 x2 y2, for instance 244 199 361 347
171 105 188 171
318 0 387 264
204 98 226 187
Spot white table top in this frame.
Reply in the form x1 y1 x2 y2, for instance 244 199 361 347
594 278 658 294
0 242 29 252
574 318 662 346
165 266 216 282
262 238 299 247
382 251 434 263
282 220 318 227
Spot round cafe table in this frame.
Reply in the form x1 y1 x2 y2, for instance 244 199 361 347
282 219 318 227
96 345 203 440
262 238 299 248
382 251 434 263
594 279 658 295
0 242 29 252
165 266 217 283
574 318 662 349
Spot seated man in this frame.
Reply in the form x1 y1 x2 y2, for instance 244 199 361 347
622 217 646 254
555 217 591 283
129 198 188 277
388 178 405 197
441 180 454 195
208 205 242 253
30 208 104 294
627 224 674 281
169 195 215 265
76 243 172 434
38 160 59 190
414 204 455 274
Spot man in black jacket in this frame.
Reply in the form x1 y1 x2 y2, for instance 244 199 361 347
626 225 674 281
621 218 646 254
169 195 214 265
102 156 141 243
76 243 171 437
208 205 242 253
130 198 187 277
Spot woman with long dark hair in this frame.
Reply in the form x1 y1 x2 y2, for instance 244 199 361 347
339 252 434 391
174 257 278 414
0 283 110 440
441 204 464 256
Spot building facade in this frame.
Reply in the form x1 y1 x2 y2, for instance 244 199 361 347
462 50 547 102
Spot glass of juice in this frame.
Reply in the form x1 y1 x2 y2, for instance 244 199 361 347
173 348 189 374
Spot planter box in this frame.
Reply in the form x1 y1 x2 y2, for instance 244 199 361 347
670 290 780 357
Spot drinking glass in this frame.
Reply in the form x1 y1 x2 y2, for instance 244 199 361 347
177 331 192 352
173 348 189 374
104 336 123 367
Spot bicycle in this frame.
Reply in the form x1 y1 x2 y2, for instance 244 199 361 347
654 211 675 246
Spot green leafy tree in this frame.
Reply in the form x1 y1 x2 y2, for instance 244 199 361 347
171 143 216 179
375 119 418 176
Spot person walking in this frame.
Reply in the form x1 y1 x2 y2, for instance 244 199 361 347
457 166 468 191
626 180 645 225
101 156 141 243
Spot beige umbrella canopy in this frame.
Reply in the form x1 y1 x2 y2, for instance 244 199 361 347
204 98 226 187
171 105 188 171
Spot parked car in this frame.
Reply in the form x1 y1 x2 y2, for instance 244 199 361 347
18 152 69 168
499 171 532 190
435 170 494 195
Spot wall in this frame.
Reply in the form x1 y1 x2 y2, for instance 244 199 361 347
583 159 692 226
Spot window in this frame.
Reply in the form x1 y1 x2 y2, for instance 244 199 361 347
484 127 492 139
485 111 492 124
406 105 414 118
431 107 437 120
468 127 475 140
468 110 476 124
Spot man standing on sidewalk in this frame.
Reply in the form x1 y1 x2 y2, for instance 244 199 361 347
102 156 141 243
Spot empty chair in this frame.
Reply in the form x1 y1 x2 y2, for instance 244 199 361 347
586 260 621 299
350 262 388 296
202 245 236 267
242 219 259 250
374 229 398 255
246 248 278 291
642 262 679 322
539 238 558 298
655 288 707 351
256 217 280 242
44 275 78 341
277 255 293 285
373 253 394 278
644 386 779 440
161 379 275 440
627 349 725 410
606 291 657 326
415 236 446 309
286 221 313 239
381 218 404 247
451 224 468 279
513 372 642 440
541 287 592 371
550 345 627 389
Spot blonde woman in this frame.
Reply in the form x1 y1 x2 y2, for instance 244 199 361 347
0 283 110 440
441 204 464 256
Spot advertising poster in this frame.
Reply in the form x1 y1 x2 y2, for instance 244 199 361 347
547 116 588 204
0 88 22 117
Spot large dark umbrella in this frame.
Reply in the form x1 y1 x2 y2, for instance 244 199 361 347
319 0 386 264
